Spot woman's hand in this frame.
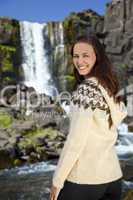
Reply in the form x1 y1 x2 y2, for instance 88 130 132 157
50 185 60 200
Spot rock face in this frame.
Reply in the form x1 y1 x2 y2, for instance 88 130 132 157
63 9 104 44
104 1 127 82
103 0 133 84
0 18 21 88
103 0 133 116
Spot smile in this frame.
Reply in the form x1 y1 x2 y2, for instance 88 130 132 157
78 67 88 70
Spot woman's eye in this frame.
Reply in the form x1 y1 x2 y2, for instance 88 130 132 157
73 55 78 58
73 54 90 58
83 54 89 57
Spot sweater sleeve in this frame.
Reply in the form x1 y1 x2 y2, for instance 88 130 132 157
52 81 110 189
52 115 93 189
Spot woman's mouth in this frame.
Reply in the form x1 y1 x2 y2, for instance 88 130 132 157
78 65 89 70
78 67 88 70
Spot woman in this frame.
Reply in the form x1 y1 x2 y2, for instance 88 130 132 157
50 34 127 200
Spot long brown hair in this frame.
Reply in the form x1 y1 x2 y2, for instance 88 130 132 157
71 34 122 104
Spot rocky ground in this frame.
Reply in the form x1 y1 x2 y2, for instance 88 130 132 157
0 101 70 170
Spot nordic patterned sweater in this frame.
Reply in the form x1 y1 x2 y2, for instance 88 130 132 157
52 76 127 194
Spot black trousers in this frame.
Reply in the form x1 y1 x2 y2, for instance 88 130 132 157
57 178 122 200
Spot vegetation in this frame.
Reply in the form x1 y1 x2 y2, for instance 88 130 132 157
65 75 76 91
0 18 21 86
0 112 13 128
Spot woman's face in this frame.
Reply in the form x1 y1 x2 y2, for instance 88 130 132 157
72 42 96 77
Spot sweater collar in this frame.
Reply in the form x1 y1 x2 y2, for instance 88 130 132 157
83 76 98 84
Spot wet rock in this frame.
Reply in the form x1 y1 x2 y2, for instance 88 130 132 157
11 120 36 134
123 164 133 181
0 150 14 169
123 190 133 200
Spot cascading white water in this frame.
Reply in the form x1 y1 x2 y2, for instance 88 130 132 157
55 22 65 56
116 123 133 163
20 21 55 96
47 21 67 91
59 22 64 46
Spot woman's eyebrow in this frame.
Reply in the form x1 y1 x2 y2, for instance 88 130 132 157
82 52 89 54
73 51 89 54
73 53 79 56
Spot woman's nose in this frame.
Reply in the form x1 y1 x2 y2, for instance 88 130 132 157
77 57 84 65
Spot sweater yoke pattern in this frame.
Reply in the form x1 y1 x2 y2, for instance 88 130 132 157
71 79 112 126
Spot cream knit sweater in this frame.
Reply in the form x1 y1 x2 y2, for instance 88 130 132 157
52 77 127 194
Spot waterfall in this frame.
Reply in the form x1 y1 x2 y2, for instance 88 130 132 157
49 21 64 47
54 22 65 58
48 21 67 91
20 21 56 96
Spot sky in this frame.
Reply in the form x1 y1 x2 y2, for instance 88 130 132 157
0 0 111 23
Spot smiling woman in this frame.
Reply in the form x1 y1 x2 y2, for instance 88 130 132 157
50 34 127 200
72 42 96 77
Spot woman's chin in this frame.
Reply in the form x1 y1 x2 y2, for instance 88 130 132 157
78 70 90 76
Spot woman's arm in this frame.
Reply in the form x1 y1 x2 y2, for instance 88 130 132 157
52 108 93 189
